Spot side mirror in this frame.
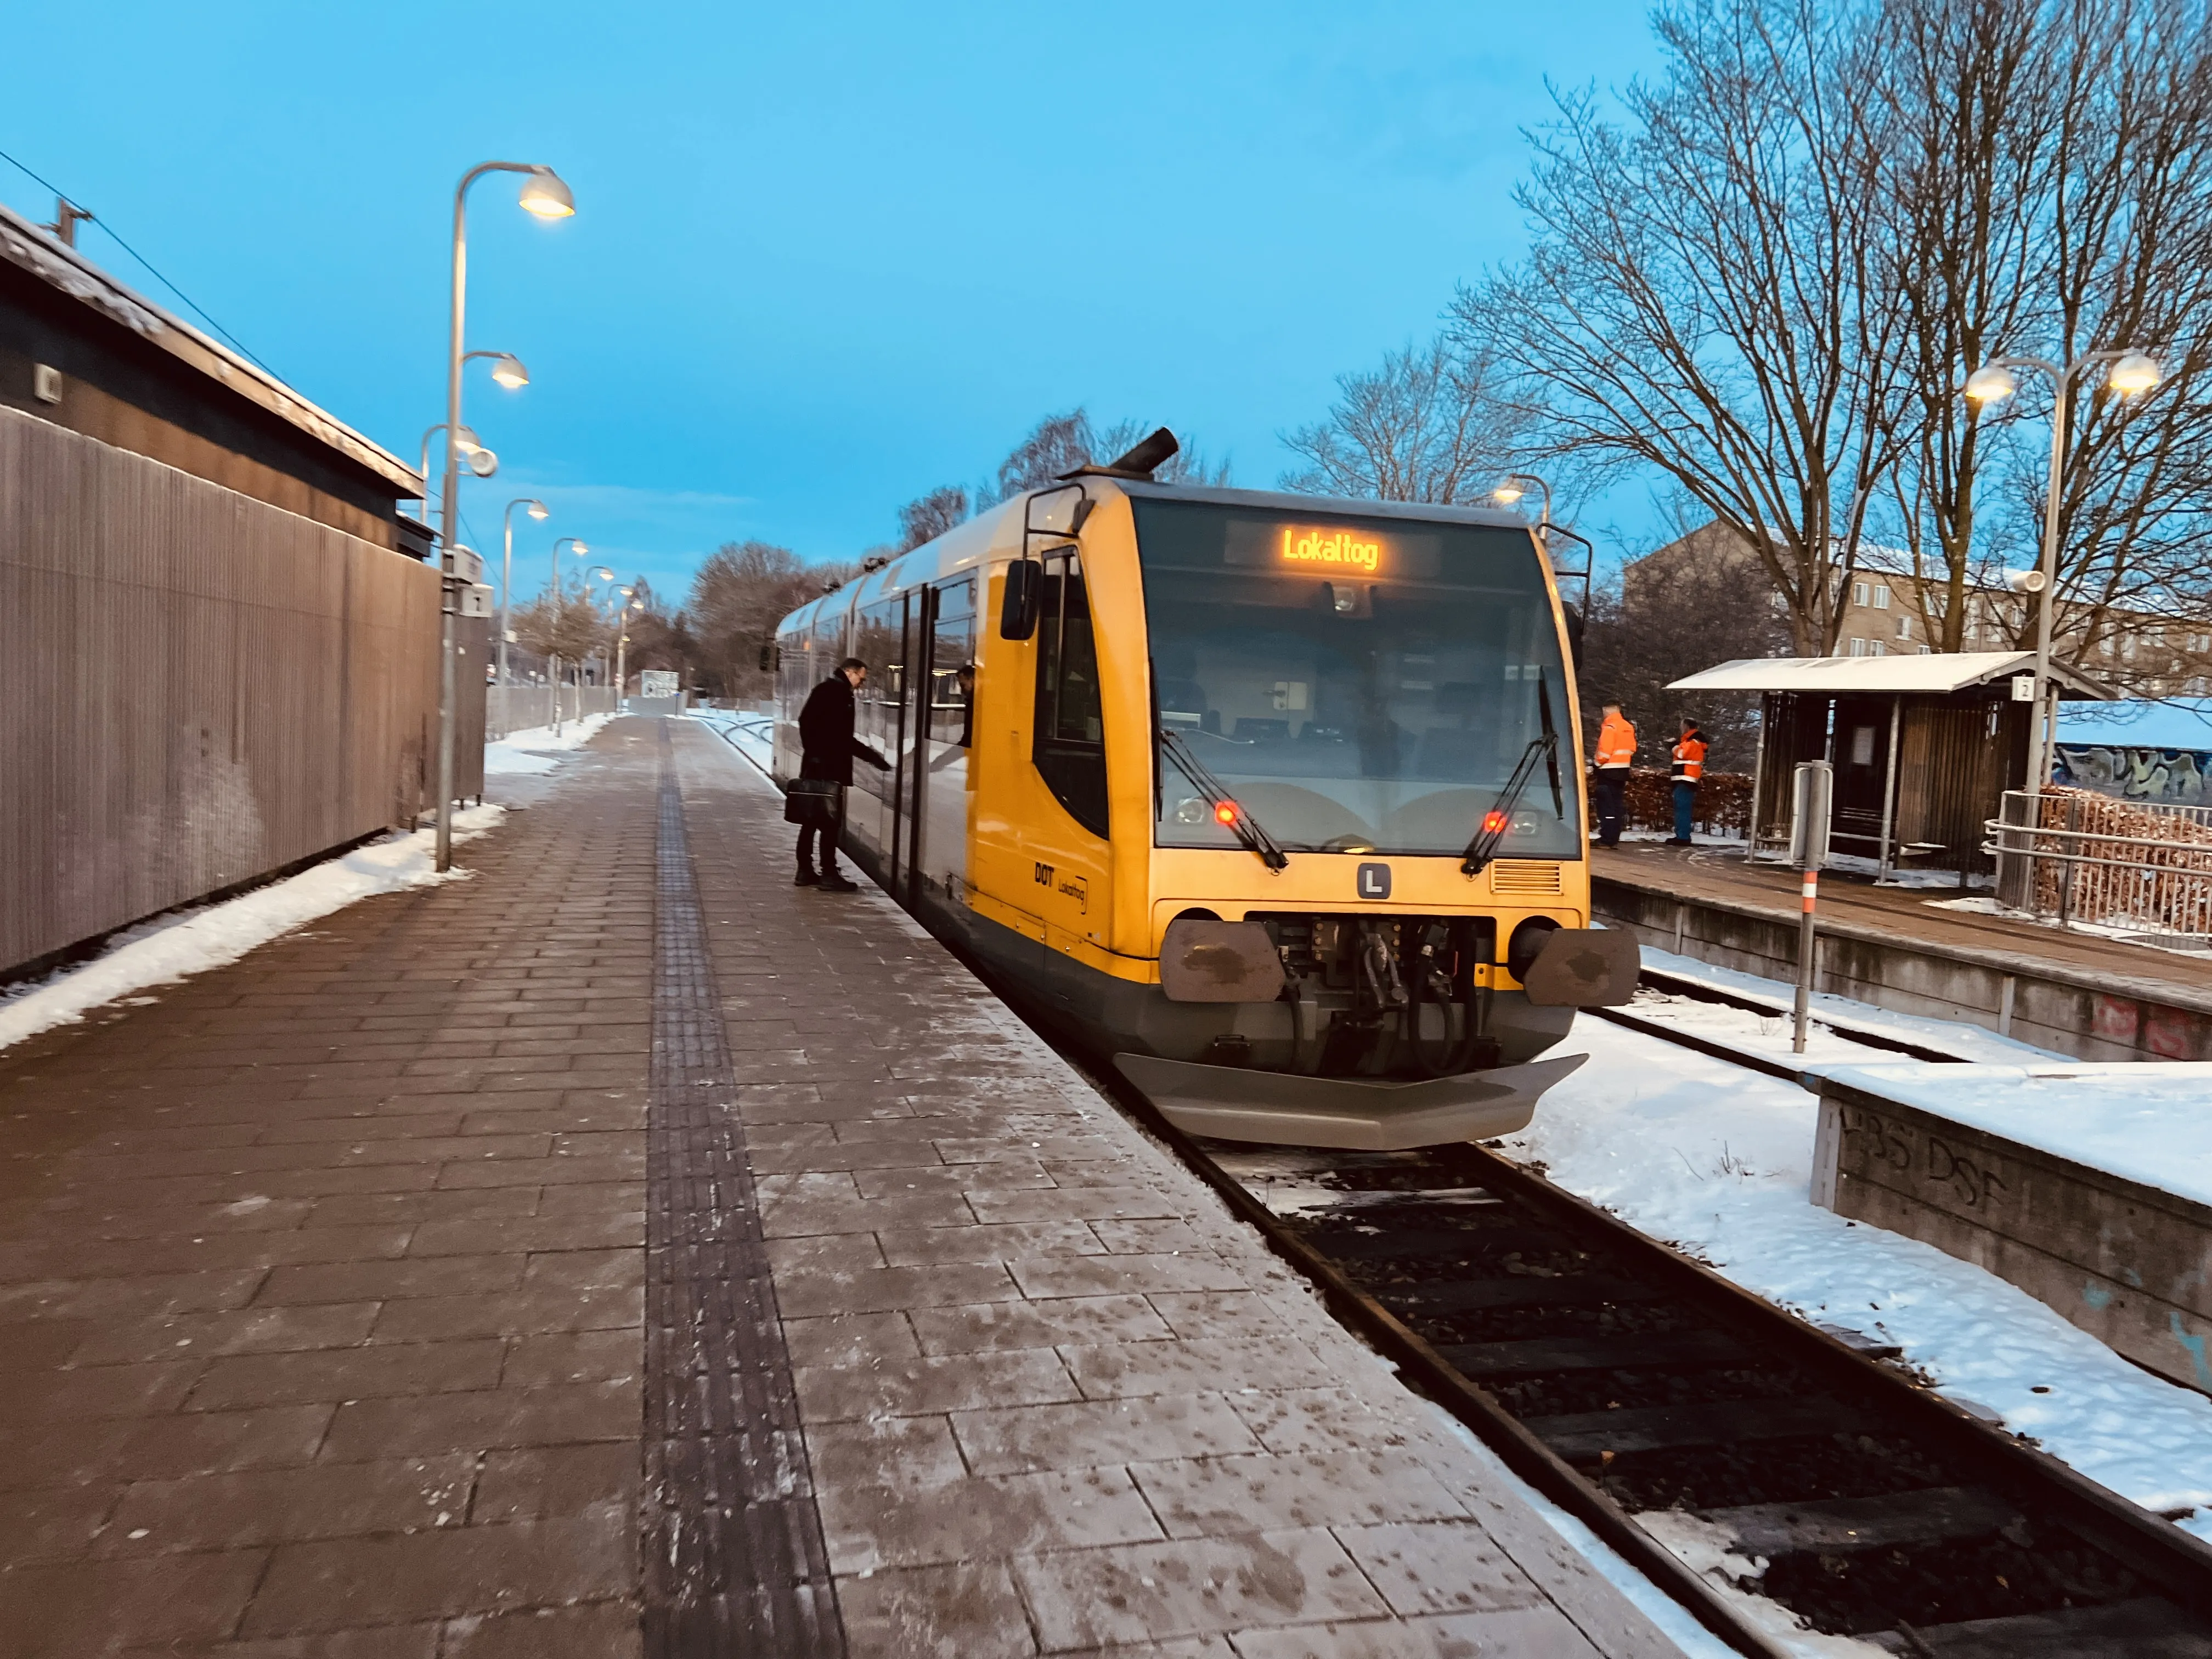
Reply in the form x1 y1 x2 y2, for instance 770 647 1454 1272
1000 561 1041 640
759 641 779 672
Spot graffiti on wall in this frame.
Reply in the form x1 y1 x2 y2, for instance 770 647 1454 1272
2054 744 2212 805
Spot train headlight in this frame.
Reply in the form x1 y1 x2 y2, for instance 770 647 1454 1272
1506 917 1560 983
1173 797 1210 825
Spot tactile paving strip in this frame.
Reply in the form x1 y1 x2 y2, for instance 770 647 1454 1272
643 731 846 1656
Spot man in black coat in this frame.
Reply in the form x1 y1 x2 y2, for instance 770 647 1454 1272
796 657 890 891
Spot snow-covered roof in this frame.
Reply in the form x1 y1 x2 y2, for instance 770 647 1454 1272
0 200 419 496
1670 652 2113 698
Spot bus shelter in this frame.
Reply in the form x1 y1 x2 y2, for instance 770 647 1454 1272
1668 653 2112 881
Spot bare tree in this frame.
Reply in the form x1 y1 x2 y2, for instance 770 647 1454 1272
1279 335 1524 503
898 486 969 551
1582 549 1793 770
1868 0 2054 651
511 588 613 666
1457 0 1910 653
686 540 855 699
2019 0 2212 678
978 409 1229 507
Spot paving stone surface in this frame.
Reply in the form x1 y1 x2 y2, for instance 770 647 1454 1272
0 726 659 1658
0 716 1685 1658
675 725 1683 1658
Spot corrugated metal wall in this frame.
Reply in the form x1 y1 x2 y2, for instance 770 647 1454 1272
1 405 444 977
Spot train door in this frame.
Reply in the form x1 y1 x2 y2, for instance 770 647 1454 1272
849 599 904 865
1028 552 1112 959
913 577 976 908
889 588 933 904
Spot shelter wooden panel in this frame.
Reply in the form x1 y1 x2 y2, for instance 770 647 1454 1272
0 406 441 977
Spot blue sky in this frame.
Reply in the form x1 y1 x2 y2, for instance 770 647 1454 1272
2 2 1664 606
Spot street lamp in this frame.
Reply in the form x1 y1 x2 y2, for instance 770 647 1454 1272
1491 472 1554 531
469 351 530 390
615 592 643 710
499 498 549 690
414 425 481 522
1964 346 2163 791
435 160 575 873
548 536 589 735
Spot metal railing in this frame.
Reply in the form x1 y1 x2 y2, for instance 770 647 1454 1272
486 684 619 741
1985 788 2212 946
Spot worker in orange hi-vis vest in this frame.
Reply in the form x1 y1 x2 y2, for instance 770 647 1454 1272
1592 700 1637 849
1668 719 1708 846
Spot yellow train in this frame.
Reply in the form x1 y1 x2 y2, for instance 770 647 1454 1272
770 432 1637 1149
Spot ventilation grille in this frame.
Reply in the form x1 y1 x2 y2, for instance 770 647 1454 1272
1489 861 1564 897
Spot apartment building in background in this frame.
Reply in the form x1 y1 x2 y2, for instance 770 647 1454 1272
1630 520 2212 695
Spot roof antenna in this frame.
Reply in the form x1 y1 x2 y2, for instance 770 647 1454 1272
41 198 93 248
1062 427 1180 481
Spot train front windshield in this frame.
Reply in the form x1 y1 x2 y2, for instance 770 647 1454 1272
1133 499 1583 859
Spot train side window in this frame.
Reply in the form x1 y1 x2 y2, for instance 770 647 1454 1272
1032 555 1109 837
932 578 976 747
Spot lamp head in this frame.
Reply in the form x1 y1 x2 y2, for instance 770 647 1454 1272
467 447 499 479
1490 482 1526 505
518 168 575 219
595 566 614 581
571 540 589 556
454 425 481 455
2109 352 2162 395
526 500 549 521
1965 364 2017 404
489 353 530 390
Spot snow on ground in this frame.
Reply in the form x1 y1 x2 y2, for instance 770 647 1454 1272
691 708 775 774
1822 1060 2212 1212
1637 944 2066 1063
1507 1019 2212 1543
1927 893 2212 957
0 805 505 1056
484 712 617 775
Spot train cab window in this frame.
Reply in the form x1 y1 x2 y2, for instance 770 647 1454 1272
1134 500 1582 859
1032 555 1109 836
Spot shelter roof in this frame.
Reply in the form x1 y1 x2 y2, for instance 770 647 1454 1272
1669 652 2114 698
0 201 420 497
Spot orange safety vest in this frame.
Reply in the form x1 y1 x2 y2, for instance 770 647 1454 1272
1595 712 1637 770
1672 732 1707 783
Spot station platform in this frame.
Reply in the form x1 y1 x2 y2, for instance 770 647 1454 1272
0 718 1680 1658
1593 841 2212 1062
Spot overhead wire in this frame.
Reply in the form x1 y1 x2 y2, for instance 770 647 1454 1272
0 142 280 377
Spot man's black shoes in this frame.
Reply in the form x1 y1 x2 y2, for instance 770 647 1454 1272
818 871 861 893
794 867 819 887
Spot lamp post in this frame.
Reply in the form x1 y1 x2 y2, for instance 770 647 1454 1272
1490 472 1553 533
1965 348 2162 793
415 425 480 522
547 537 589 734
614 590 641 710
434 160 574 874
499 499 549 691
584 567 617 696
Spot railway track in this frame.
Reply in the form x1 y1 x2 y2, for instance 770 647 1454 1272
1084 985 2212 1658
708 719 2212 1654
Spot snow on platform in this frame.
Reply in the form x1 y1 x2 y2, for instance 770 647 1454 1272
1813 1061 2212 1212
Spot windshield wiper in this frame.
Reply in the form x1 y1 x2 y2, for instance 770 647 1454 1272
1462 672 1564 877
1159 727 1290 871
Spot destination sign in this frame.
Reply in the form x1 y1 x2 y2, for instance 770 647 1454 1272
1278 526 1383 573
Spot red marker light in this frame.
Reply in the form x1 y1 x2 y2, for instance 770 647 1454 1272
1482 810 1509 834
1215 801 1242 827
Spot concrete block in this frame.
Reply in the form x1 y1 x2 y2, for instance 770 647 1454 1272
1812 1076 2212 1393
